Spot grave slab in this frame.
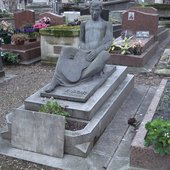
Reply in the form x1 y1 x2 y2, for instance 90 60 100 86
41 65 116 102
11 110 65 158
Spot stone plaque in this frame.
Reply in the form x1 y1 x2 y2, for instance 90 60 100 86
11 110 65 158
41 65 116 102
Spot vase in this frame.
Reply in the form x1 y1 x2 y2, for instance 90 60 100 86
15 40 25 45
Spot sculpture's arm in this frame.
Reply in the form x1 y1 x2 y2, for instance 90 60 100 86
79 22 86 50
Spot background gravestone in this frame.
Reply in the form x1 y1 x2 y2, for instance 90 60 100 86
80 8 109 21
14 10 35 29
39 12 65 26
122 7 159 35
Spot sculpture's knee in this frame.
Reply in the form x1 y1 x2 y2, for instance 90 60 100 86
60 47 78 58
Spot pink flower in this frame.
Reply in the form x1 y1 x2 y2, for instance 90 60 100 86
33 23 47 29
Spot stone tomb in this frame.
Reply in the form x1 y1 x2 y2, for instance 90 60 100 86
1 65 134 157
108 7 169 67
1 41 41 65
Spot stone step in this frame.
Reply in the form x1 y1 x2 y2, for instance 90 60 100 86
24 65 128 120
64 74 134 157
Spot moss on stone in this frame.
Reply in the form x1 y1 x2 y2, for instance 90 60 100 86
145 4 170 10
40 25 80 37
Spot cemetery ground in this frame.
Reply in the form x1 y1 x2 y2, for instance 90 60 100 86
0 62 164 170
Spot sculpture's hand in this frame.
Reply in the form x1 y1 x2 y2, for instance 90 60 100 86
86 50 97 62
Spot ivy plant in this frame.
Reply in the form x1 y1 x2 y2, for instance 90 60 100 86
144 119 170 155
39 100 70 117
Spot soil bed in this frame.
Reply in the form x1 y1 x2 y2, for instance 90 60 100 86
65 119 87 131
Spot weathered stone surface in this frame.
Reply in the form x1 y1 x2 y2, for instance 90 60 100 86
130 79 170 170
39 12 65 26
41 35 79 64
0 84 156 170
41 65 116 102
14 10 35 29
25 66 128 120
11 110 65 158
122 8 159 35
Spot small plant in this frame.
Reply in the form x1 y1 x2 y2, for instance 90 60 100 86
144 119 170 155
2 51 20 64
39 100 70 117
110 36 133 54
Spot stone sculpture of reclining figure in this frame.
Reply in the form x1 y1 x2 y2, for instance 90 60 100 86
45 0 113 93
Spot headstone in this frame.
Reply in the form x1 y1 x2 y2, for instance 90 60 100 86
39 12 65 26
80 8 109 21
63 11 80 23
14 10 35 29
122 7 159 35
11 109 65 158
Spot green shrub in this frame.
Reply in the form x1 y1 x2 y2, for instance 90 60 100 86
2 51 20 64
39 100 70 117
144 119 170 155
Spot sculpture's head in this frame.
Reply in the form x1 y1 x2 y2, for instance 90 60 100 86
90 0 102 21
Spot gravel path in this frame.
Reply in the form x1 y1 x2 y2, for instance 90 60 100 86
0 63 164 169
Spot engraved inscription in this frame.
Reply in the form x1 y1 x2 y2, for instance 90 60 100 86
63 89 88 97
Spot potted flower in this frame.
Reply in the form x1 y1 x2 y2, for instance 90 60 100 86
22 24 39 42
0 20 14 44
11 33 28 45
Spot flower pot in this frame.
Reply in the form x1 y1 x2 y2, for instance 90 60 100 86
14 40 25 45
29 38 36 42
